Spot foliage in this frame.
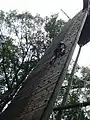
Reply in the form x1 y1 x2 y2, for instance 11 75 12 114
0 10 65 113
50 66 90 120
44 13 65 40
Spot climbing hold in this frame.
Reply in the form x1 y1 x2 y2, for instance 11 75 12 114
58 62 60 65
44 100 47 103
51 70 53 73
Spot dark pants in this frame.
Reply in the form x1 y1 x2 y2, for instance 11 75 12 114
83 0 88 10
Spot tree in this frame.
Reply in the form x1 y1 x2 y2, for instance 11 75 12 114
50 65 90 120
0 10 49 113
44 13 65 40
0 10 90 120
0 10 66 113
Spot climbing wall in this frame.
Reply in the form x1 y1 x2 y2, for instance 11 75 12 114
0 11 87 120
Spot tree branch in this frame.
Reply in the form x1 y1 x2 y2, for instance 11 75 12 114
53 101 90 111
2 45 11 90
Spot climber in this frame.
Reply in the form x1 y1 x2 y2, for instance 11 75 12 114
49 41 66 65
83 0 88 11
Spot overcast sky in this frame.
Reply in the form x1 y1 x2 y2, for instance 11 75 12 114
0 0 90 67
0 0 83 19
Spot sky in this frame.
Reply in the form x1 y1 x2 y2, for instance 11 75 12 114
0 0 90 67
0 0 83 19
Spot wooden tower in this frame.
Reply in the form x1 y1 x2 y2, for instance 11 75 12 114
1 1 90 120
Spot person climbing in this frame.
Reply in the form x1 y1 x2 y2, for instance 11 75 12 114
83 0 88 11
49 41 66 65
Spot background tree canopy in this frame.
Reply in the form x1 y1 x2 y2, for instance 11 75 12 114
0 10 65 113
50 65 90 120
0 10 90 120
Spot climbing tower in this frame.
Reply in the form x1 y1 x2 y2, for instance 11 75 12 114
0 0 90 120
